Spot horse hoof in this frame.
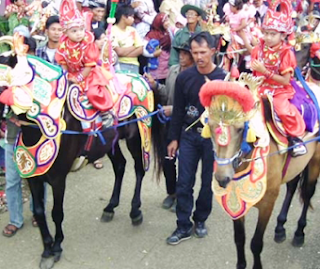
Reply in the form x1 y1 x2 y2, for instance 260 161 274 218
131 213 143 226
274 231 286 243
39 257 55 269
53 252 62 263
292 235 304 247
100 211 114 222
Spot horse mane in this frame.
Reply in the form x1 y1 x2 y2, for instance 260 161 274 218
261 97 272 123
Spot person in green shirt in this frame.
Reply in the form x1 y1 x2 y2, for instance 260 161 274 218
168 4 204 66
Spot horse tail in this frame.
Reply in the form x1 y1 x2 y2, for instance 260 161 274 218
298 165 314 210
151 93 165 182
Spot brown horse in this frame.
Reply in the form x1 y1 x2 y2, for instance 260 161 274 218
199 73 320 269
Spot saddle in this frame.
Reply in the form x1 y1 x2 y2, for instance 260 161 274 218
264 80 319 150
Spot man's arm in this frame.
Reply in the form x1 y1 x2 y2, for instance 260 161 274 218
114 46 137 57
168 74 186 142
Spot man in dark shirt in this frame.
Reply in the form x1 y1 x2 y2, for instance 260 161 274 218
166 31 226 245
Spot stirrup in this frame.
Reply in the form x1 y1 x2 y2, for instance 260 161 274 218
100 111 114 128
290 143 307 157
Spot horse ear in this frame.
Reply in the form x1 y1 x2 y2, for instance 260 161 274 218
238 73 263 101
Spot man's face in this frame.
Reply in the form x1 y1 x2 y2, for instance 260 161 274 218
179 50 193 68
190 40 214 69
185 10 200 24
92 7 105 22
46 23 63 43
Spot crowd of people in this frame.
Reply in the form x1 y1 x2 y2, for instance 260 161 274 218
0 0 316 248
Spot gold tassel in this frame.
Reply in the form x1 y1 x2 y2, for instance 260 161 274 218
246 127 256 143
201 124 211 138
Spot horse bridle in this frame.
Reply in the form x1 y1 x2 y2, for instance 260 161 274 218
214 149 243 170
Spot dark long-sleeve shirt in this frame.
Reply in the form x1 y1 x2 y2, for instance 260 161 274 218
168 65 226 141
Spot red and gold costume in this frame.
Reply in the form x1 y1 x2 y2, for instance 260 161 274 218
251 0 305 137
55 0 113 112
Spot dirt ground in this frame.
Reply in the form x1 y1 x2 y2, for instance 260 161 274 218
0 141 320 269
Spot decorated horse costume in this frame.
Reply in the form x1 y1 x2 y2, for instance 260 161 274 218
198 72 320 269
0 30 161 269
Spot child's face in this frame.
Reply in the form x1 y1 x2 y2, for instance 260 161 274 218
95 33 106 50
163 17 170 30
230 5 237 13
123 14 134 26
175 22 184 29
14 0 25 6
263 30 284 47
66 26 86 43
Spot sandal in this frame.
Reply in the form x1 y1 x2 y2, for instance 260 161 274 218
2 224 23 237
32 216 38 227
93 159 104 170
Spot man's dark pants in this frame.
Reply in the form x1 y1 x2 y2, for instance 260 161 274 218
176 129 214 231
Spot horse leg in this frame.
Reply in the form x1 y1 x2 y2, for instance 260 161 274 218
101 142 126 222
50 176 67 263
292 165 318 247
274 175 300 243
251 189 279 269
126 135 144 226
28 178 55 269
233 217 247 269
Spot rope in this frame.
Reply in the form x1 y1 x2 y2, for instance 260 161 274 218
241 135 320 163
26 108 162 136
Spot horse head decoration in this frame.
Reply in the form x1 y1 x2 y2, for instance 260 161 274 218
200 73 263 189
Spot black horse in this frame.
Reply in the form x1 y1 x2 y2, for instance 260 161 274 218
0 52 163 269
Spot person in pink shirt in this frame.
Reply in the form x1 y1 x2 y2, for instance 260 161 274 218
223 0 250 45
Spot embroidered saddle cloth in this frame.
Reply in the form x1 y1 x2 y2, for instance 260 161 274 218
0 55 68 178
67 71 154 171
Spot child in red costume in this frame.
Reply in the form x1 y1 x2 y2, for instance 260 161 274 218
55 0 113 126
251 0 307 157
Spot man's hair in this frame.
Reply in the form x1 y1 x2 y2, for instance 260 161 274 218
45 16 60 30
189 31 218 49
115 5 134 24
24 37 37 54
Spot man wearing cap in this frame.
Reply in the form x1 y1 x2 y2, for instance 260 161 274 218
89 0 107 30
169 4 203 66
144 43 195 211
166 31 226 245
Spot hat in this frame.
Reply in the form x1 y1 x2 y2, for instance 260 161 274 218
262 0 293 34
13 25 30 38
89 0 107 9
181 4 204 18
173 42 191 52
60 0 85 30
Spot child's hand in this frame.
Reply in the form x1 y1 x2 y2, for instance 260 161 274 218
251 60 267 74
153 49 162 57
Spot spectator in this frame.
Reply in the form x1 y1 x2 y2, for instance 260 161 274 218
166 32 226 245
4 0 27 20
112 5 143 73
144 42 195 212
89 0 107 30
35 15 63 65
169 4 203 66
131 0 157 39
144 13 174 83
